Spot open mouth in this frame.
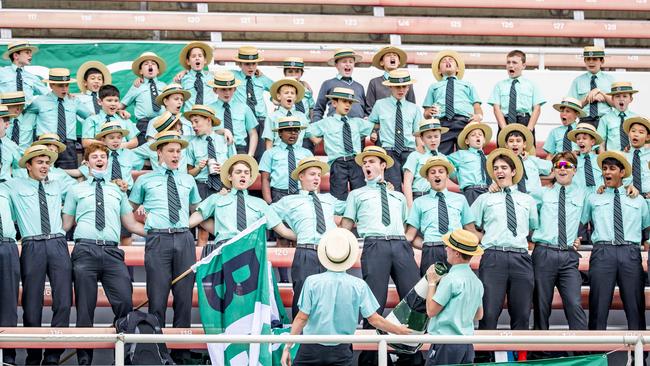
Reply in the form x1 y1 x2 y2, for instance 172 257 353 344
286 99 293 104
618 102 625 108
239 178 246 184
343 67 352 73
604 176 612 182
434 178 442 184
561 117 568 123
365 168 372 175
496 175 505 180
578 143 586 150
631 138 639 145
508 69 515 75
389 59 397 66
195 61 201 67
148 67 154 73
512 147 520 154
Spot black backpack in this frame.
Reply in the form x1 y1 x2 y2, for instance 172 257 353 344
115 310 175 365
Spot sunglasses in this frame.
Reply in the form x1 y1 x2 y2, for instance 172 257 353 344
554 161 575 170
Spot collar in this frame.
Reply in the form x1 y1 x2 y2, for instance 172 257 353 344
382 71 390 80
334 113 348 121
336 74 353 82
442 75 457 81
229 188 249 197
389 95 404 105
589 70 604 78
468 146 481 153
554 182 574 192
90 175 107 184
449 262 471 272
605 186 624 193
279 106 293 114
26 176 45 187
430 188 448 196
144 76 159 83
501 184 518 192
365 176 386 187
299 189 318 196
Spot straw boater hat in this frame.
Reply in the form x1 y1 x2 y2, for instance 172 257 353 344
95 121 130 140
419 156 455 178
155 83 191 106
623 116 650 140
131 51 167 76
152 112 182 134
270 78 305 103
183 104 221 126
317 228 359 272
31 133 66 153
597 150 632 178
457 122 493 150
149 131 188 151
19 145 57 168
220 154 260 189
567 122 604 145
325 87 358 103
2 40 38 60
179 41 213 69
371 46 407 70
208 70 242 89
0 91 26 106
291 156 329 181
272 116 306 132
327 48 363 66
381 69 416 87
431 50 465 81
42 68 76 84
282 57 306 69
583 46 605 58
553 97 586 118
497 123 535 154
0 105 14 119
76 61 112 93
233 46 264 63
607 81 638 96
354 146 394 168
486 148 524 184
414 118 449 136
442 229 484 256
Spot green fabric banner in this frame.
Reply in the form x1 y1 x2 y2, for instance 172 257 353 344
466 354 608 365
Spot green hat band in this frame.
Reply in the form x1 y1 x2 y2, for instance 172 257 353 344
156 115 178 132
277 121 302 129
100 125 125 134
328 91 355 100
283 61 304 68
189 107 213 116
561 101 582 111
611 86 634 92
0 111 10 117
449 236 479 253
388 75 411 84
238 53 260 61
334 51 356 59
419 123 443 132
1 96 26 104
49 75 71 82
583 51 605 57
8 43 29 51
163 87 185 95
39 137 60 143
212 79 237 87
156 134 182 143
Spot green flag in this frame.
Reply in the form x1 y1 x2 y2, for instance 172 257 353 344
466 354 608 365
193 219 283 365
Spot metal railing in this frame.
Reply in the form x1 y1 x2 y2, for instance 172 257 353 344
0 333 647 366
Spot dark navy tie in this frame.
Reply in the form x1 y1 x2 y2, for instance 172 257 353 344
632 149 642 192
287 144 298 194
558 186 567 249
505 187 517 236
613 188 625 244
91 91 101 114
111 151 122 180
563 125 573 152
236 190 247 231
149 79 160 112
95 178 105 231
583 154 595 187
206 136 223 191
436 192 448 234
341 116 353 154
394 100 404 153
10 118 19 144
194 72 204 105
507 79 518 124
517 156 527 193
310 192 326 234
619 112 629 149
589 75 598 118
380 182 390 226
246 76 256 113
57 98 66 141
223 102 233 133
38 181 50 235
166 170 180 224
445 77 455 117
16 68 23 92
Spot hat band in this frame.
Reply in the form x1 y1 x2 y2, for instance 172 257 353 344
612 86 634 92
283 61 304 68
156 135 182 143
329 92 355 100
448 236 479 253
238 53 260 61
326 247 351 264
163 87 184 95
562 101 582 111
387 75 411 84
419 123 442 132
0 111 10 117
39 137 60 143
334 51 356 59
157 115 178 132
1 97 26 104
584 51 605 57
100 126 125 134
277 121 301 129
189 108 213 117
212 79 237 87
49 75 71 82
8 43 30 52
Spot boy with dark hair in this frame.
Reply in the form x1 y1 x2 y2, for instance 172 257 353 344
179 41 216 109
0 91 31 153
597 82 638 152
568 46 615 123
82 84 139 149
0 41 48 103
497 124 551 194
282 57 314 116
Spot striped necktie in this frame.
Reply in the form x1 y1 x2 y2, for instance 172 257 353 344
558 186 567 249
583 153 595 187
445 77 455 117
517 155 527 193
194 72 204 105
310 191 326 234
38 181 50 234
16 68 23 92
394 100 404 153
379 182 391 226
206 136 223 191
478 150 491 185
10 118 19 145
589 75 598 118
236 190 247 231
111 151 122 180
619 112 629 149
91 91 101 114
223 102 233 133
287 144 298 194
341 116 353 154
57 98 67 141
507 79 518 124
166 170 180 224
436 191 448 234
562 125 573 152
505 187 517 236
286 110 292 117
246 76 256 113
431 150 438 156
613 188 625 243
95 178 105 231
295 102 305 113
632 149 642 192
149 79 160 112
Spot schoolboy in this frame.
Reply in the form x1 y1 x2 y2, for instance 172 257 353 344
568 46 614 121
208 70 258 155
366 46 415 109
262 78 309 149
543 97 584 158
307 87 374 200
62 142 145 365
472 148 538 333
0 104 20 180
622 116 650 198
597 81 638 152
424 50 483 154
0 41 48 103
120 52 167 145
567 122 603 194
405 156 475 274
145 83 194 140
24 68 93 169
313 48 369 121
497 124 551 194
82 84 139 149
447 122 493 205
179 41 216 109
583 151 649 332
369 69 421 192
1 91 32 152
0 178 17 365
489 50 545 141
76 60 112 115
21 133 84 182
132 112 190 173
402 119 448 207
282 57 314 116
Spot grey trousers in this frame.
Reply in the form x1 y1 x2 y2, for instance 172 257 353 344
291 247 326 317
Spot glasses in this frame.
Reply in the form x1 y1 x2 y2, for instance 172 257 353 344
554 161 575 170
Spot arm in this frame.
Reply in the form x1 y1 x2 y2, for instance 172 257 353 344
62 214 76 232
281 310 310 365
273 223 297 241
188 160 207 177
260 171 272 204
340 217 355 231
200 218 215 234
121 138 138 150
463 222 482 241
528 104 541 130
425 266 444 317
247 128 258 156
493 104 507 129
120 212 146 237
402 170 415 208
189 210 205 229
405 225 423 249
367 313 411 335
470 103 483 123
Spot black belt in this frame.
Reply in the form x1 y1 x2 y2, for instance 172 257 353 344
593 240 639 246
412 191 429 198
423 241 445 247
534 242 569 251
0 237 16 244
147 228 189 234
463 185 488 191
271 187 291 195
486 246 528 253
336 155 356 162
365 235 406 241
385 148 414 153
76 238 119 247
22 233 65 241
137 117 152 123
297 243 318 250
516 113 531 118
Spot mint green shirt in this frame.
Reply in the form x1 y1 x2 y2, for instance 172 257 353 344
403 149 445 193
187 133 236 183
209 98 258 147
447 148 489 189
543 122 578 154
63 177 132 242
272 190 346 244
121 77 167 120
232 70 274 118
7 176 72 237
581 186 650 243
343 178 408 237
0 64 48 103
25 92 92 140
597 109 637 152
488 77 545 114
298 271 379 345
427 263 483 336
471 186 539 249
132 141 189 174
181 70 217 110
129 167 201 231
531 183 585 246
423 76 481 118
624 147 650 194
7 114 35 154
77 148 139 189
307 114 374 163
574 152 602 194
568 71 614 118
197 189 282 243
13 166 78 188
407 189 474 243
521 155 552 194
0 182 17 240
82 111 139 142
0 137 20 181
258 141 313 190
261 107 310 146
368 96 420 150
